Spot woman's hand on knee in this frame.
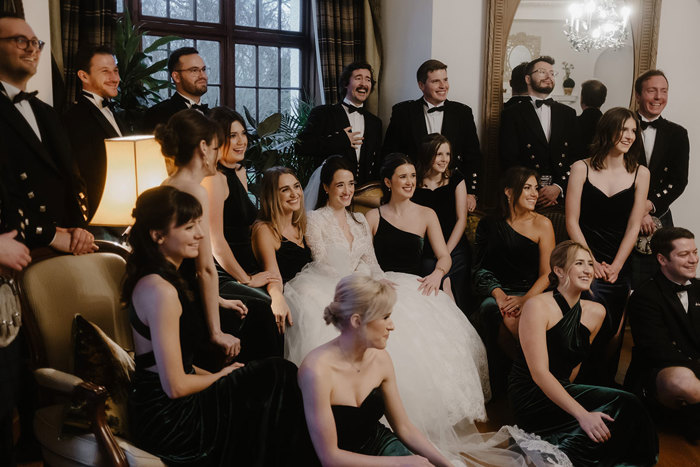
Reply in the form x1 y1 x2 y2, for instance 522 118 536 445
576 411 614 443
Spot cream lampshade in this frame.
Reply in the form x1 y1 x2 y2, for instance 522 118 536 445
90 135 167 226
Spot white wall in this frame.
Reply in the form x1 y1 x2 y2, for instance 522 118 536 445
23 0 52 105
656 0 700 235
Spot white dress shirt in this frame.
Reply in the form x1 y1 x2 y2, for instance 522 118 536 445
530 95 551 142
83 90 122 136
640 114 660 165
1 80 42 141
342 97 365 162
671 279 692 313
422 98 445 135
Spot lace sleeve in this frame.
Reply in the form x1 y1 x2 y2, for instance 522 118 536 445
305 210 328 264
356 213 385 279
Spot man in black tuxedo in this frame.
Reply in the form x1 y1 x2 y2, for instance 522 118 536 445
383 59 480 210
627 227 700 439
296 61 382 185
578 79 607 152
632 70 689 287
0 13 95 254
499 55 583 210
504 62 530 109
63 46 126 221
142 46 209 132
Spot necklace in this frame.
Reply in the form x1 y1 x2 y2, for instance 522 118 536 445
339 346 362 373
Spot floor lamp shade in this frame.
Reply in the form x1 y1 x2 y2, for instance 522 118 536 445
91 136 168 226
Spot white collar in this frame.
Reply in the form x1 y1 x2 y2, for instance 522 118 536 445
1 80 23 100
343 97 364 108
423 98 445 109
639 114 661 123
177 91 200 106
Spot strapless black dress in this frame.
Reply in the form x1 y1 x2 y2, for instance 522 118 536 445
331 386 412 456
373 210 424 275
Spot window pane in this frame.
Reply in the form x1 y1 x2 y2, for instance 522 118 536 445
281 89 300 115
142 35 170 82
196 0 220 22
170 0 194 20
117 0 124 13
202 86 220 107
259 47 278 87
259 89 279 120
235 44 256 86
236 88 257 123
170 38 195 50
142 0 167 17
196 40 220 84
235 0 256 26
280 48 300 88
260 0 279 30
281 0 301 32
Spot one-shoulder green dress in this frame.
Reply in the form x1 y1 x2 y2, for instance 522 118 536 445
508 290 658 467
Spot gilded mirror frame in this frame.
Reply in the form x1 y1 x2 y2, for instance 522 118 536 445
480 0 662 206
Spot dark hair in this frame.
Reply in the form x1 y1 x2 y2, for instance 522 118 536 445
208 106 247 163
547 240 593 288
315 155 356 214
122 186 203 306
589 107 641 173
0 12 24 22
416 59 447 83
650 227 695 259
524 56 555 76
509 62 528 94
338 61 376 100
168 46 199 75
75 45 115 74
416 133 451 185
499 166 539 219
634 69 668 95
154 109 222 167
581 80 607 108
379 153 414 204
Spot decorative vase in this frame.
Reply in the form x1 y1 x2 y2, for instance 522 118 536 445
563 77 575 95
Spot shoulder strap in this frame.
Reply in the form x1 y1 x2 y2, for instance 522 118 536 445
633 163 640 182
129 304 151 340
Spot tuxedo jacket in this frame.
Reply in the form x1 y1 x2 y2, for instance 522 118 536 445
296 103 382 185
577 107 602 155
627 273 700 393
499 100 583 192
142 93 195 133
63 95 126 221
503 95 531 109
383 98 482 193
638 116 689 217
0 92 87 248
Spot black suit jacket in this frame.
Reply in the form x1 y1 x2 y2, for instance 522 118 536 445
63 95 126 221
383 98 482 193
142 93 195 133
627 273 700 393
499 99 583 192
577 107 602 155
638 116 689 217
296 103 382 185
503 95 531 109
0 92 87 248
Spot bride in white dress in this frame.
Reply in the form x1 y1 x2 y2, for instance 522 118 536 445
284 156 490 439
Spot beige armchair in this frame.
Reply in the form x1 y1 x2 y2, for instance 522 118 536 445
18 241 164 467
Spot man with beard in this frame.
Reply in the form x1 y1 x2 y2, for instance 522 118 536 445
143 46 209 132
499 56 583 212
297 61 382 185
383 59 481 210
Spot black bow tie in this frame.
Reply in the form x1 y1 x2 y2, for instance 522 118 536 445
673 283 692 293
535 98 554 108
343 102 364 114
426 105 445 114
13 90 38 104
191 102 208 113
640 118 660 130
82 92 115 109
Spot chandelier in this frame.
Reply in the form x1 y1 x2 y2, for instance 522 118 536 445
564 1 631 52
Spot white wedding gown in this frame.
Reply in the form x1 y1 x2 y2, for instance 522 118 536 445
284 206 572 466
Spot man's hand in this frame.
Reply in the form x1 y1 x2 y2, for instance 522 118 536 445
640 214 657 236
466 194 477 212
344 126 364 149
0 231 31 271
536 185 560 208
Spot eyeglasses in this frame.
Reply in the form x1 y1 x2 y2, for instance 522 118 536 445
0 36 45 51
175 66 207 75
530 69 558 78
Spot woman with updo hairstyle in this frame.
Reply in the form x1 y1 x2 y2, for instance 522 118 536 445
566 106 650 385
412 133 470 310
125 186 318 466
508 240 658 466
298 274 452 465
471 166 555 394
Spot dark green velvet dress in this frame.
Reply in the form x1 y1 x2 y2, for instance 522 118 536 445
127 272 318 466
508 291 658 467
332 386 412 456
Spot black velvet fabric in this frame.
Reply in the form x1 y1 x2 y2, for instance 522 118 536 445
373 210 424 275
276 238 312 283
508 291 658 466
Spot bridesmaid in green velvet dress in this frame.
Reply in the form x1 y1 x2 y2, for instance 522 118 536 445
508 241 658 467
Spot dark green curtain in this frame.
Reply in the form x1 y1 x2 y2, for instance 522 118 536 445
316 0 365 104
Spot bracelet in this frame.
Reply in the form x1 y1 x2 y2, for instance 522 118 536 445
435 267 447 276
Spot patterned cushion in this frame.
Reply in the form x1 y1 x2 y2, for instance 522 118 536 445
63 314 135 437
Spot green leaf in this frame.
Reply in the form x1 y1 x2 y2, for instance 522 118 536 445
257 113 282 137
243 106 257 129
143 35 181 54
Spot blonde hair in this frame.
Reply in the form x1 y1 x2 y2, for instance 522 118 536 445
323 274 397 329
548 240 593 288
254 166 307 242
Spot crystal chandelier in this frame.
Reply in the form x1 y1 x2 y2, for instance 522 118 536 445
564 1 631 52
